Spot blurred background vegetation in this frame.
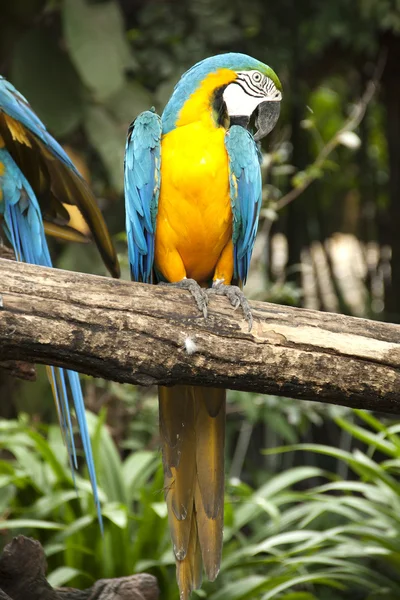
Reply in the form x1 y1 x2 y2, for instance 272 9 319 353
1 0 400 598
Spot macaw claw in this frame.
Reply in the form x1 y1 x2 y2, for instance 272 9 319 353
160 278 209 318
207 281 253 332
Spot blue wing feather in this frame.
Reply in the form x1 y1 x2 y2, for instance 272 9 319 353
0 77 81 176
124 110 162 283
0 147 103 530
225 126 262 284
0 75 120 278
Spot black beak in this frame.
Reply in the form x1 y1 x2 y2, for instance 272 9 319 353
253 101 281 142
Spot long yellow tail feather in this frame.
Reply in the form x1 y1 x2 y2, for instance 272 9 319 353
159 385 226 599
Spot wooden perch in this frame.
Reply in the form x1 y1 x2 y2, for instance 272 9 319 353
1 258 400 413
0 536 159 600
0 246 36 382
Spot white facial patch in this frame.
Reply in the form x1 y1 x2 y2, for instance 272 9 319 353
223 70 282 117
223 83 265 117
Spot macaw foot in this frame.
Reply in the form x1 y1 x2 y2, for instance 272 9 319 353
159 278 209 318
207 280 253 331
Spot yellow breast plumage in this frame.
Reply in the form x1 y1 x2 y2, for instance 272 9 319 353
155 68 238 285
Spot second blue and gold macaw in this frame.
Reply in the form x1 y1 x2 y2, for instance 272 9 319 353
0 76 120 527
125 53 282 598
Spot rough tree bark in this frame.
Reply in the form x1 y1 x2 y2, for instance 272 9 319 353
1 258 400 412
0 245 35 383
0 536 158 600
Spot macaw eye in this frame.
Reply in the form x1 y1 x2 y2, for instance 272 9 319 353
252 72 262 83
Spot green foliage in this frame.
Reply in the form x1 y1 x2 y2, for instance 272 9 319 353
63 0 135 102
11 28 84 137
1 0 391 210
4 411 400 598
0 413 167 589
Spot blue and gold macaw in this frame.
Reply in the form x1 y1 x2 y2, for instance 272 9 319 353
0 75 120 526
125 53 282 597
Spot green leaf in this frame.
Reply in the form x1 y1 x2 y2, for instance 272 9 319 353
209 575 270 600
11 28 84 136
260 573 349 600
334 415 398 457
0 485 16 514
31 490 79 518
63 0 135 101
266 412 298 444
102 503 128 529
8 445 47 493
88 411 127 505
151 502 168 519
280 594 317 600
123 450 158 497
223 530 320 569
83 106 125 193
0 519 63 530
105 81 153 126
56 514 94 539
47 567 83 587
27 429 71 483
233 467 325 532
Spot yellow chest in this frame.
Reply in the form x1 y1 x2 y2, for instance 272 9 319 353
155 121 232 283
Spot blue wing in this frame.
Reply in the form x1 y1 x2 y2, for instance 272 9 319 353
0 77 82 175
124 110 162 283
0 143 103 529
0 76 119 278
225 126 262 284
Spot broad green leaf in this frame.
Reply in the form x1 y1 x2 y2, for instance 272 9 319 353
63 0 135 100
233 467 325 531
223 530 318 569
47 566 83 587
105 81 153 126
209 575 270 600
334 415 398 457
84 106 125 193
261 573 350 600
27 429 70 483
151 502 168 519
88 411 127 505
266 412 298 444
9 445 47 493
11 28 84 136
0 485 15 514
280 594 317 600
0 519 63 530
102 502 128 529
45 542 93 558
123 450 158 497
297 497 363 528
56 514 94 539
31 490 79 518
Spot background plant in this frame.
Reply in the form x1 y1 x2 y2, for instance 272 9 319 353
3 411 400 599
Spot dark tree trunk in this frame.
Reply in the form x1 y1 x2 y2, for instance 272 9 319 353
382 34 400 322
0 536 159 600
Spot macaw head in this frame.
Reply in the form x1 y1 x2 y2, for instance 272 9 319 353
162 52 282 141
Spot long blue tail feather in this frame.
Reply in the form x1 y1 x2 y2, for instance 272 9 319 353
0 148 103 531
48 365 78 471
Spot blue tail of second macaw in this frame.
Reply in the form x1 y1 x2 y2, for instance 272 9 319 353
0 147 103 530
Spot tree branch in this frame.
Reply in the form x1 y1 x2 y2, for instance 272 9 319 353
0 245 36 381
0 258 400 412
